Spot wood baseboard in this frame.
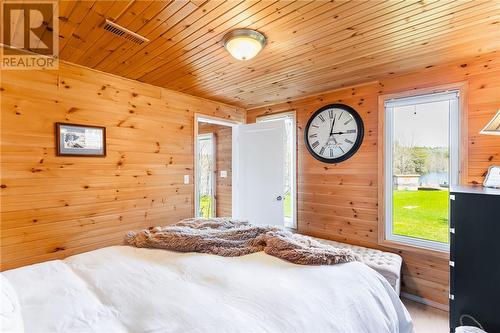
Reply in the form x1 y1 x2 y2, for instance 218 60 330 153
401 292 449 312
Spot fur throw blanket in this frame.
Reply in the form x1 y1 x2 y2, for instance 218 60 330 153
125 218 358 265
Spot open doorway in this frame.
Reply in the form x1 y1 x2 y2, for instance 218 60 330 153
195 113 296 228
195 115 239 218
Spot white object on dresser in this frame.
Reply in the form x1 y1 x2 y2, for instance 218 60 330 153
455 327 487 333
483 166 500 188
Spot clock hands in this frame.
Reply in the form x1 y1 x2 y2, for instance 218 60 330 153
327 113 339 147
329 113 336 136
312 112 355 157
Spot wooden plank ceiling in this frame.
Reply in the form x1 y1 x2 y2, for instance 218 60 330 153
56 0 500 108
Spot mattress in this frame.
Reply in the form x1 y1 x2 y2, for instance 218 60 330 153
2 246 414 333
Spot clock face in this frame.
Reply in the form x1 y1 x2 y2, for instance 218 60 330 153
304 104 364 163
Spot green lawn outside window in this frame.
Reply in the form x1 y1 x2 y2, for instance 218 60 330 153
393 190 449 243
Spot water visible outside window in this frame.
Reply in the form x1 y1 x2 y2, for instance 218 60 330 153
392 100 450 244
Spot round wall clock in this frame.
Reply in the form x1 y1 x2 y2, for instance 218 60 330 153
304 104 364 164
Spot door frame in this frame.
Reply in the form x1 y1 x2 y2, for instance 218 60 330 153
256 111 297 229
194 114 242 218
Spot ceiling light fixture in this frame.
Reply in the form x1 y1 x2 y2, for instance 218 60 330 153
222 29 266 61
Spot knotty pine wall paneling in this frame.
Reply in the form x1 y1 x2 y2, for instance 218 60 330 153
246 53 500 308
0 61 245 271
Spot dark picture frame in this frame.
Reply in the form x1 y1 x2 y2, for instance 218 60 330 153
55 122 106 157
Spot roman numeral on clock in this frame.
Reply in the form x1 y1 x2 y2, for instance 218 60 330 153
345 139 353 144
318 114 325 122
346 129 356 134
309 134 317 138
328 110 334 119
319 146 325 155
344 118 353 125
312 141 320 148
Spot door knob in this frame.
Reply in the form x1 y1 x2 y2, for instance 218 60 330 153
276 196 283 201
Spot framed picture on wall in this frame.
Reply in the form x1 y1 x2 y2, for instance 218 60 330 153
56 122 106 157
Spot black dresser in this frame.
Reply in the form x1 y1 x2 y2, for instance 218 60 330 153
450 185 500 332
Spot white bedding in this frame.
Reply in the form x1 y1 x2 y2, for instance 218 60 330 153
2 246 414 333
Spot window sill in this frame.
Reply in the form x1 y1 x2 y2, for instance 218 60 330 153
378 238 450 259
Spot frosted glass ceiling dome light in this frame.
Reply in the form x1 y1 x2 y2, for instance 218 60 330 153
222 29 266 61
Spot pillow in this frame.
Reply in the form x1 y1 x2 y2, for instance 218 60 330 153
0 274 24 333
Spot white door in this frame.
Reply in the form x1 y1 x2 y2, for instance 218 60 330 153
233 121 285 226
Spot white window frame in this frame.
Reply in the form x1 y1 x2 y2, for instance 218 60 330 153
383 90 460 252
256 111 297 229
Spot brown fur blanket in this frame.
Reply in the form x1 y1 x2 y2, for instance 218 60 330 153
125 218 358 265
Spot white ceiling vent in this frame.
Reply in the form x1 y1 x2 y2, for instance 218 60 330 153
103 19 149 44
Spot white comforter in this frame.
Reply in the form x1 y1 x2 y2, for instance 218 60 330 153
2 246 414 333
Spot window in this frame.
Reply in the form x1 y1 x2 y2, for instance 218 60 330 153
196 133 215 218
383 91 460 251
257 112 297 228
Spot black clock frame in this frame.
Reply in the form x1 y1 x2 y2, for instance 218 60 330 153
304 103 364 164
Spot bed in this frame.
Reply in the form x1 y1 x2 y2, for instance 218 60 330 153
1 245 414 333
